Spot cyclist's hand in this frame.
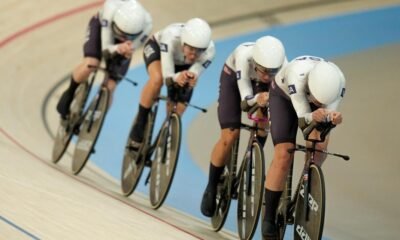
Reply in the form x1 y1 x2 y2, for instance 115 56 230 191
329 111 342 125
117 41 133 58
256 92 269 107
176 71 190 87
186 72 197 88
312 108 328 122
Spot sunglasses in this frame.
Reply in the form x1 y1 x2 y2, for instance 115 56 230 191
183 43 206 55
254 63 280 76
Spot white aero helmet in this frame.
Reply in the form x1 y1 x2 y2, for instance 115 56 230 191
253 36 286 74
112 1 146 40
181 18 212 49
308 61 344 105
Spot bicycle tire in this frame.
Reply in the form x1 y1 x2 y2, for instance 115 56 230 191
71 87 109 175
52 82 89 163
121 111 154 196
237 142 265 240
294 164 325 240
149 113 181 209
211 138 239 232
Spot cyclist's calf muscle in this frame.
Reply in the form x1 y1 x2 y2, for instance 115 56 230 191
72 57 100 82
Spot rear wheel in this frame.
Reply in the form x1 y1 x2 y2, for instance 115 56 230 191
52 82 88 163
149 113 181 209
294 164 325 240
237 142 265 240
121 112 154 196
71 88 109 175
211 139 239 232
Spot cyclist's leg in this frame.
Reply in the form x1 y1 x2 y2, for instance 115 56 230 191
253 79 270 147
57 57 99 119
57 15 101 119
262 83 297 238
105 56 132 107
201 64 241 217
129 61 162 146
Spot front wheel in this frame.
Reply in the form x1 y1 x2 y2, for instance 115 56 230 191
149 113 181 209
211 138 239 232
237 142 265 240
121 112 154 196
71 88 109 175
52 82 89 163
294 164 325 240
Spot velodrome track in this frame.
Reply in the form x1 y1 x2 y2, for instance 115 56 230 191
1 1 399 239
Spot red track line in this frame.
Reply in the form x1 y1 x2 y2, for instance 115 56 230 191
0 2 205 238
0 1 103 49
0 127 204 239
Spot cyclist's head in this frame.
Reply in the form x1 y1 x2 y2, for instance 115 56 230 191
252 36 286 78
112 1 146 41
181 18 212 50
308 61 345 105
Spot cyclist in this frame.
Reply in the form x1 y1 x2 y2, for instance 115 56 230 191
56 0 152 120
262 56 346 239
200 36 287 217
128 18 215 150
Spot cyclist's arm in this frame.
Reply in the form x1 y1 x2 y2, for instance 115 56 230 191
100 1 119 55
131 10 153 50
187 41 216 77
159 34 176 83
286 71 313 130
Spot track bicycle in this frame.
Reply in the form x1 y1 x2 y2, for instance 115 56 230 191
71 59 137 175
273 121 350 240
212 106 268 240
121 79 206 209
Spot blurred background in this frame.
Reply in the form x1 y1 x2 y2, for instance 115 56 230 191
1 0 400 239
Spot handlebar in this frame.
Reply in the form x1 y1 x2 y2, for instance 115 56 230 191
303 120 336 142
156 78 207 113
87 65 138 86
288 144 350 161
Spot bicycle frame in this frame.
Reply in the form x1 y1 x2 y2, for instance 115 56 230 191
278 121 350 239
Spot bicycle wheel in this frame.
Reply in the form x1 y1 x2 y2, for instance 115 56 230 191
72 88 109 175
294 164 325 240
237 142 265 240
52 82 89 163
121 111 154 196
211 138 239 232
149 113 181 209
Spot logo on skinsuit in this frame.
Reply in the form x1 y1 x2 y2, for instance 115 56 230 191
160 43 168 52
101 19 108 27
202 60 211 68
288 84 297 94
236 70 241 80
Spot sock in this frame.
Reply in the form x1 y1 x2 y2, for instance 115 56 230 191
263 188 283 222
130 104 151 141
67 76 79 94
206 163 225 193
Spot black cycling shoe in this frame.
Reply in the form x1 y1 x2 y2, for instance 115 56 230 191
262 220 278 240
56 90 74 119
200 188 216 217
